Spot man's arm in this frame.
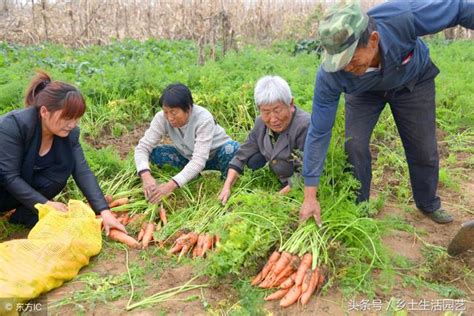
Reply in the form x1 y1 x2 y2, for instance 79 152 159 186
410 0 474 36
302 69 341 187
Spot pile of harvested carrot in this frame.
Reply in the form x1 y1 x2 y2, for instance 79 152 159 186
169 231 220 260
102 195 169 250
251 251 325 307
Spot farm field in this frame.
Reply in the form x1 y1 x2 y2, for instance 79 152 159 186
0 39 473 315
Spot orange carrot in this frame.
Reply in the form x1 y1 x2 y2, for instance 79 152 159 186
169 242 184 254
137 222 147 241
193 234 205 258
280 284 302 307
300 268 320 305
109 197 129 208
159 205 168 225
272 252 292 276
265 288 290 301
301 269 313 293
142 223 156 249
316 273 325 293
273 256 299 287
279 272 297 289
214 235 220 245
251 271 263 286
261 251 281 280
201 234 214 257
295 253 312 286
109 228 141 249
104 194 113 204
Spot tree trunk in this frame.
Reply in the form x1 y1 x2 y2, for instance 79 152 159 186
41 0 48 41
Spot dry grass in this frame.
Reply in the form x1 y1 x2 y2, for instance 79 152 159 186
0 0 471 51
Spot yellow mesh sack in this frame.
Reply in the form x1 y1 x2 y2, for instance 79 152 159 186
0 200 102 313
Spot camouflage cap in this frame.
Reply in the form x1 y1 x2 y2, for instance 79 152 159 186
319 1 368 72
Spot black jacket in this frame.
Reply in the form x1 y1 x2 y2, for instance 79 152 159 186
0 106 108 214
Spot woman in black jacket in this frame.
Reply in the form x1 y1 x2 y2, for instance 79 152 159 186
0 70 126 235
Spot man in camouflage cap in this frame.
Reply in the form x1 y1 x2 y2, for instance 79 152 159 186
300 0 474 225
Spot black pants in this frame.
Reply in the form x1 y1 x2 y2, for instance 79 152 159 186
0 178 66 228
344 73 440 213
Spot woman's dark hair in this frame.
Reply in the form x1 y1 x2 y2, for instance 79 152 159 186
357 16 377 48
158 83 193 112
24 70 86 120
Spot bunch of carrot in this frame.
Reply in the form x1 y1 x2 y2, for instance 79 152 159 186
168 231 220 261
103 194 170 250
251 251 325 307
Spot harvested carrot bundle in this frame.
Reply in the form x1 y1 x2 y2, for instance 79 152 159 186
250 249 327 308
109 228 141 249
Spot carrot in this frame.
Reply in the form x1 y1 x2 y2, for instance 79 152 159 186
117 213 129 225
272 252 292 276
299 268 319 305
109 228 141 249
295 253 312 286
260 252 292 287
193 234 205 258
109 197 129 208
279 272 297 289
104 194 113 204
301 269 313 293
127 214 140 226
273 256 299 287
169 242 184 254
315 273 325 294
214 235 220 245
142 223 156 249
178 242 194 261
260 251 281 280
280 284 302 307
137 222 147 241
201 234 214 257
124 213 132 225
265 288 289 301
251 271 263 286
159 204 168 225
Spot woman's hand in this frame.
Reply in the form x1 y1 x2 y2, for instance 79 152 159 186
278 185 291 195
46 200 68 212
100 210 127 236
149 181 177 204
141 171 159 201
218 186 232 205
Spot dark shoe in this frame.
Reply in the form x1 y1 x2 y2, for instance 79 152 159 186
422 208 453 224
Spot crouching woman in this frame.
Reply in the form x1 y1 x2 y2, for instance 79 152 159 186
0 71 125 234
135 83 239 203
219 75 310 204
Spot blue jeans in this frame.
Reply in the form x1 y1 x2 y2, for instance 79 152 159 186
150 140 240 178
344 68 440 213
